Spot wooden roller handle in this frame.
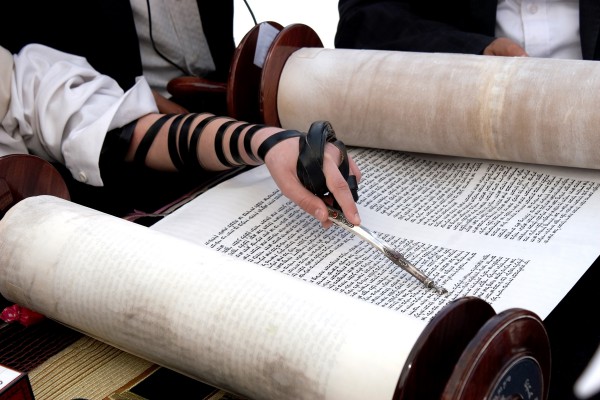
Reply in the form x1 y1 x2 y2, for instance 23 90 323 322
167 76 227 98
0 178 13 214
0 154 70 218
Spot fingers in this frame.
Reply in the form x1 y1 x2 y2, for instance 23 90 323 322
483 38 528 57
293 188 335 229
269 166 334 228
348 155 361 183
323 150 361 226
263 139 332 227
264 132 361 228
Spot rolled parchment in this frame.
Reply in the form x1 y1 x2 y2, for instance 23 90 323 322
277 48 600 169
0 195 426 400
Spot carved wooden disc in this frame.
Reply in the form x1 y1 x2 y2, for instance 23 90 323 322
259 23 323 127
442 307 551 399
394 296 496 400
0 154 70 218
394 297 550 399
227 21 283 124
227 22 323 127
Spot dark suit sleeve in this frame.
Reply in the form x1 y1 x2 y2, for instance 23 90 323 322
0 0 143 90
335 0 496 55
197 0 236 82
579 0 600 60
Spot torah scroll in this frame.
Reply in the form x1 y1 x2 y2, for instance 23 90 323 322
275 48 600 169
0 195 427 400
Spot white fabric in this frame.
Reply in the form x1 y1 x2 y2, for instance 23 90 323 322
130 0 216 97
0 44 158 186
496 0 582 59
0 46 13 122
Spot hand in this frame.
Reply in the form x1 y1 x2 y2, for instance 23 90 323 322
483 38 528 57
152 90 189 114
263 137 361 229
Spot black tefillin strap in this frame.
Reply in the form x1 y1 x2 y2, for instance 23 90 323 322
257 129 304 160
255 121 358 207
296 121 359 208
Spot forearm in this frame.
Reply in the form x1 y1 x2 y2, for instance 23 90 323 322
125 113 284 172
123 114 361 226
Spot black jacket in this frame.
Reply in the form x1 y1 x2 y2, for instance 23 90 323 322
335 0 600 60
1 0 235 90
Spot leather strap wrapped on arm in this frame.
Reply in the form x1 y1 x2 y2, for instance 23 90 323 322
296 121 359 208
254 120 358 207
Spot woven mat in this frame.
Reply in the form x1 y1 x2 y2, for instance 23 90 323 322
29 336 154 400
28 335 247 400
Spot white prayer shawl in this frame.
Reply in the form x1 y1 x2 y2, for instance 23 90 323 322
0 46 12 122
130 0 216 97
0 44 158 186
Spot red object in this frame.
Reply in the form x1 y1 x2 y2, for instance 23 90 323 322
1 304 45 327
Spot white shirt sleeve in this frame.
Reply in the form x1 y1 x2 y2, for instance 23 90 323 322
0 43 158 186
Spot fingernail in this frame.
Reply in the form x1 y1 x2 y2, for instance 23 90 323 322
355 213 361 224
315 208 325 221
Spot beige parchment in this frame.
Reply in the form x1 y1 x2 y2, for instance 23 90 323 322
277 48 600 170
0 195 425 400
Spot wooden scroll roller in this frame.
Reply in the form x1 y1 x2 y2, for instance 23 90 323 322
0 154 69 326
225 22 600 170
0 154 69 218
